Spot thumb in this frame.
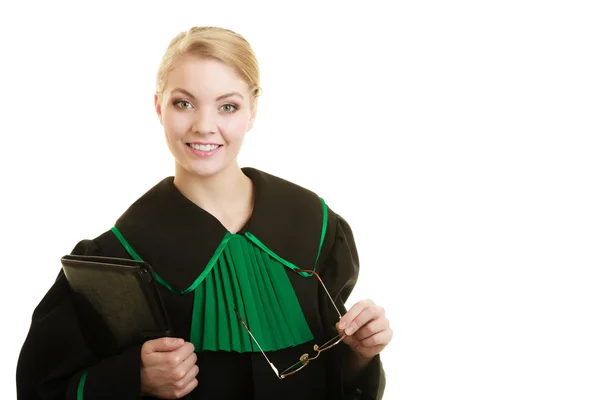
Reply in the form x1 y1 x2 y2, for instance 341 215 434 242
144 337 184 353
336 323 358 347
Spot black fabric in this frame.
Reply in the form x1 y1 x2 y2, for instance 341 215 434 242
16 241 143 400
16 167 385 399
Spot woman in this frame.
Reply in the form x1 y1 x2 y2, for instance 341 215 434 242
16 26 392 400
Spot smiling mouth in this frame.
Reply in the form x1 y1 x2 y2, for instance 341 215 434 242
187 143 222 151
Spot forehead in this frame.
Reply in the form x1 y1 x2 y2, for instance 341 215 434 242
165 56 249 98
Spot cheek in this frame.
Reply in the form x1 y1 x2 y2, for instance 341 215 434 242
163 111 190 137
220 115 250 139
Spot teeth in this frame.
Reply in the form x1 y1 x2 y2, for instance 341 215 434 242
190 143 219 151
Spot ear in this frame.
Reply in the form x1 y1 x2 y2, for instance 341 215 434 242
246 100 258 132
154 93 163 125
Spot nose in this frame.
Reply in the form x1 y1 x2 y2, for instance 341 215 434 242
192 106 218 135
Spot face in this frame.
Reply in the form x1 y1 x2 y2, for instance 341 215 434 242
154 56 257 179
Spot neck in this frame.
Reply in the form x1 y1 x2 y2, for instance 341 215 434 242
172 162 254 230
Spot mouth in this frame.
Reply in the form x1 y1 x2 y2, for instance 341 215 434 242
186 143 223 152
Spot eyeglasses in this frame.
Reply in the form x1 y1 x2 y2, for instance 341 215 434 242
234 268 346 379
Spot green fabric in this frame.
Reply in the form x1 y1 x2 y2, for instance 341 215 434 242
190 234 313 352
110 229 317 352
77 370 87 400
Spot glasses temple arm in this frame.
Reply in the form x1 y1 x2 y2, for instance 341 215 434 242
294 269 344 320
317 278 343 319
234 308 280 377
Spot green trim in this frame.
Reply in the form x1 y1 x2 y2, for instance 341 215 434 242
77 370 87 400
111 226 142 260
243 231 312 277
179 232 232 295
111 226 232 295
315 197 328 269
149 232 234 295
152 273 177 294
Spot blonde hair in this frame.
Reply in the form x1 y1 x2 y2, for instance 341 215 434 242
156 26 262 107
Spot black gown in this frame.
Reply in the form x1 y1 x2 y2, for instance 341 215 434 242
16 167 386 400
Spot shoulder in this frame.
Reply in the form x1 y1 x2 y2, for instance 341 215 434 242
68 177 177 258
244 167 322 203
247 165 351 219
244 167 328 231
243 167 352 255
69 230 135 260
244 166 339 227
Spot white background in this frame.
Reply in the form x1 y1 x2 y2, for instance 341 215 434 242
1 1 599 399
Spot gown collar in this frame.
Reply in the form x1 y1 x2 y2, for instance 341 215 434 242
113 167 326 292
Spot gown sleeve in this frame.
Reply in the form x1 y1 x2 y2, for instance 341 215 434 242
319 213 387 400
16 239 143 400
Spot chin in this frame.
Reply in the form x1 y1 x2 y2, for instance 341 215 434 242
182 162 235 179
189 167 224 178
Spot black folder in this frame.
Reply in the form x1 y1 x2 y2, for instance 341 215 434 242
61 254 194 399
60 254 173 351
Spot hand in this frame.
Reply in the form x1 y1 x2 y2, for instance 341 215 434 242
337 299 393 361
140 337 199 399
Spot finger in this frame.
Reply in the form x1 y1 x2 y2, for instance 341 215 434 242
169 347 197 384
167 342 196 366
177 363 200 389
143 337 184 354
353 317 389 341
343 304 384 336
179 351 198 374
338 299 374 331
356 328 393 348
172 373 199 399
171 357 198 387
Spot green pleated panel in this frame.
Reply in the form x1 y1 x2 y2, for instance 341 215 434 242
190 234 314 352
111 227 315 353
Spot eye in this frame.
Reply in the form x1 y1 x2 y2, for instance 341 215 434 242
220 104 238 113
173 100 193 109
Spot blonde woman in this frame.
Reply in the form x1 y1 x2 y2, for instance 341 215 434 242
17 26 392 400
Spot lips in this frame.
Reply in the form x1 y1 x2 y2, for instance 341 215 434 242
187 143 222 151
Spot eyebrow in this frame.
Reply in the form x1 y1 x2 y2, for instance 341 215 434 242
171 88 244 101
